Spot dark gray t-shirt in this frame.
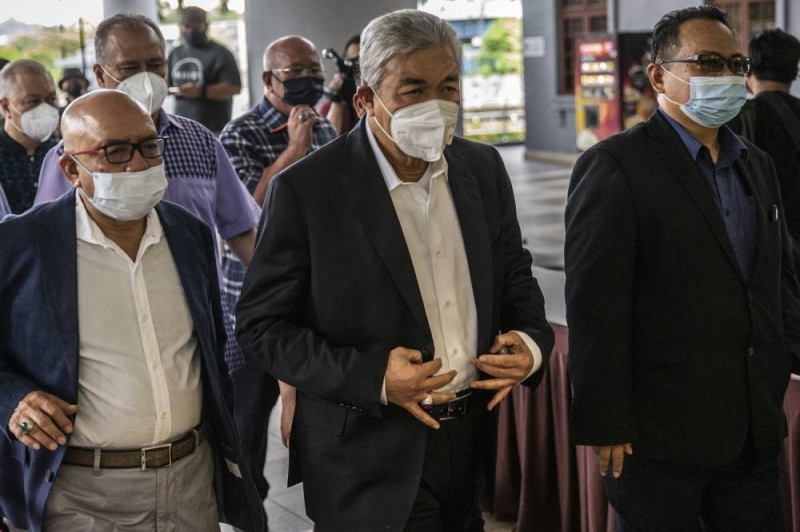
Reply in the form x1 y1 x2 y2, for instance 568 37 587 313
168 40 241 133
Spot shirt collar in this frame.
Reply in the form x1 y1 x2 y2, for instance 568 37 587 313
659 108 748 166
255 97 289 132
364 118 448 193
75 190 163 251
159 109 185 135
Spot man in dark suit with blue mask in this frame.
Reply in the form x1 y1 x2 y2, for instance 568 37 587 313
566 6 800 530
0 90 262 532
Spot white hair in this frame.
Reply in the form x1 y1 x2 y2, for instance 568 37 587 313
0 60 52 99
358 9 461 92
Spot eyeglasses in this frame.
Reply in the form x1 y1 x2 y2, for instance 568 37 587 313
67 137 169 164
271 66 325 79
658 54 752 75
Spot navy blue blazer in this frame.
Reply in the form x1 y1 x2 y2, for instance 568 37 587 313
236 118 554 530
0 190 263 532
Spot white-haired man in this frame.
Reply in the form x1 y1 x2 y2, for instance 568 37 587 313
236 9 553 531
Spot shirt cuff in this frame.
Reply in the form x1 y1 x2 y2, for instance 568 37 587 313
511 330 543 380
380 379 388 405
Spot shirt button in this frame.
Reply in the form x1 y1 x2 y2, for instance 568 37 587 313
748 347 755 357
724 209 730 216
452 348 458 355
160 412 167 419
435 250 443 258
747 291 754 301
445 301 452 309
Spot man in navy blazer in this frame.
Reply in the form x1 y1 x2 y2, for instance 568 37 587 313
236 10 553 531
0 91 262 531
565 6 800 530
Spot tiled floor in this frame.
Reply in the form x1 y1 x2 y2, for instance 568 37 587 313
250 144 572 532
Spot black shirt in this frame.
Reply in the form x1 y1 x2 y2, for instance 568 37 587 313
0 129 56 214
168 40 242 134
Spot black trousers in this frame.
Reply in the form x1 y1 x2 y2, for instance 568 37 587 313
403 397 487 532
605 444 783 532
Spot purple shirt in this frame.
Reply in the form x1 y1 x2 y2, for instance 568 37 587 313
0 184 10 219
34 109 259 241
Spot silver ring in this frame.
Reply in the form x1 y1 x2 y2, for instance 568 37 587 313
421 393 433 406
298 110 309 122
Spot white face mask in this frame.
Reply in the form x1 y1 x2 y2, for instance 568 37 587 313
72 156 168 221
372 93 460 162
9 102 60 142
102 68 168 115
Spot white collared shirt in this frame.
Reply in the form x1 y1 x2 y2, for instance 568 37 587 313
365 123 541 398
69 193 201 449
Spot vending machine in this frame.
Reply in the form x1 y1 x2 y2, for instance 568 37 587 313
575 32 657 151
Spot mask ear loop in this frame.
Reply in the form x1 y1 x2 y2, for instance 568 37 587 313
658 64 690 108
370 90 396 142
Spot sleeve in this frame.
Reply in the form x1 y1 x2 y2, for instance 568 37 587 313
220 122 266 190
235 175 388 417
33 142 72 206
0 184 10 219
215 44 242 87
211 137 260 240
491 148 554 387
564 146 639 446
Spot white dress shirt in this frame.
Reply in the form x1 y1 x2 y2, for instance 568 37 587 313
70 193 202 449
365 124 541 398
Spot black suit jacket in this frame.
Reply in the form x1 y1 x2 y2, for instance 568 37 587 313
236 118 554 530
565 110 800 467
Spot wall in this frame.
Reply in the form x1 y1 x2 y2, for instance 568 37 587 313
243 0 414 107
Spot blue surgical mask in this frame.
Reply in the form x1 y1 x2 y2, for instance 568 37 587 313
661 67 747 128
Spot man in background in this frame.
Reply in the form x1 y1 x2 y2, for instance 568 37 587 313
319 34 360 135
0 60 59 214
168 6 242 135
220 33 336 511
57 68 90 113
730 29 800 255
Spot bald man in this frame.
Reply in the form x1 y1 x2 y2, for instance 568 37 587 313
219 34 336 506
0 90 262 532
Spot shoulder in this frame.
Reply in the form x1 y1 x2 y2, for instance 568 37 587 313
0 193 73 248
221 110 263 138
158 200 213 236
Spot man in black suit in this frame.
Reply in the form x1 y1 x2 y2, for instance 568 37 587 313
565 6 800 530
236 9 553 531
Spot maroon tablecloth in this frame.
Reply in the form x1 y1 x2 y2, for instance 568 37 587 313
493 324 613 532
782 378 800 532
494 325 800 531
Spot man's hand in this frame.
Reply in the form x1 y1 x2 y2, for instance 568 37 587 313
594 443 633 478
469 332 534 410
286 105 321 155
278 381 296 448
176 82 202 99
8 391 77 451
385 347 456 430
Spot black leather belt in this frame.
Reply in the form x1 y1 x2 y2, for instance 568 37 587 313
424 391 471 421
62 422 205 470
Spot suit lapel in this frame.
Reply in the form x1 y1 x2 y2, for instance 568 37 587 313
36 191 80 388
646 113 742 278
157 204 210 342
337 121 431 336
445 147 494 351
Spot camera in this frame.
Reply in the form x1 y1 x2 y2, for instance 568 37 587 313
322 48 359 80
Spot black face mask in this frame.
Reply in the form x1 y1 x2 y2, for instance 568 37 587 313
184 30 208 48
279 76 325 107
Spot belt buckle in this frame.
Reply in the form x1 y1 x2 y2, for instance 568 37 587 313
141 442 172 471
439 393 470 421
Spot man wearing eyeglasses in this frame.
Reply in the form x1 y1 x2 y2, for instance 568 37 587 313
565 6 800 530
0 90 262 532
219 34 337 512
33 13 260 382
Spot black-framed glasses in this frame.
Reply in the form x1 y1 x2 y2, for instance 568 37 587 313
658 54 752 75
270 66 325 79
67 137 169 164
